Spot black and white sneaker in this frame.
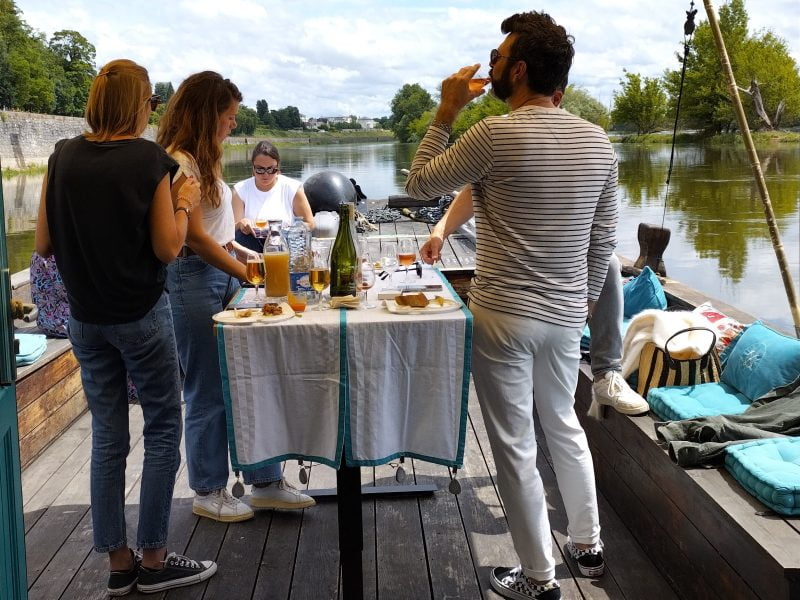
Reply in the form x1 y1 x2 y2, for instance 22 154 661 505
566 537 605 577
107 549 140 596
490 566 561 600
136 552 217 594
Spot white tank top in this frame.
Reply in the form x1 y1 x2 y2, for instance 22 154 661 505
233 175 300 228
170 150 235 245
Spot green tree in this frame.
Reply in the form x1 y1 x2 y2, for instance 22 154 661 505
390 83 435 142
374 116 391 129
664 0 800 132
611 71 668 134
561 85 610 129
49 30 96 116
270 105 303 129
232 105 258 135
0 0 56 112
255 98 277 127
154 81 174 103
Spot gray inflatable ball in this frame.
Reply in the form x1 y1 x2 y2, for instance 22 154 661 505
313 211 339 238
304 171 356 214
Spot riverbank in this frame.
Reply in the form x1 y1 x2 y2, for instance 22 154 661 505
226 128 395 147
610 130 800 145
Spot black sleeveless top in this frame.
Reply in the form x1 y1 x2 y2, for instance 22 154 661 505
46 135 177 324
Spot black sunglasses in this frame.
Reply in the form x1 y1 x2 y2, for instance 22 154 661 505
253 165 280 175
489 48 520 66
148 94 161 111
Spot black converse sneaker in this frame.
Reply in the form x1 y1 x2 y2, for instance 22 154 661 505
136 552 217 594
107 549 140 596
490 566 561 600
566 538 605 577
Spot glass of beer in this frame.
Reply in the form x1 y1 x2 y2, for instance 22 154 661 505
254 217 268 239
310 238 331 310
397 239 416 288
246 254 266 298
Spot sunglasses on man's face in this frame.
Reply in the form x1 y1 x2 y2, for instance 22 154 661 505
253 165 279 175
489 48 520 66
148 94 161 111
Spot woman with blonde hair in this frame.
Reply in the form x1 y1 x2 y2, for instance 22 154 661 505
35 58 217 596
158 71 314 524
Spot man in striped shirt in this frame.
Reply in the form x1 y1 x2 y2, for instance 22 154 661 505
406 11 613 600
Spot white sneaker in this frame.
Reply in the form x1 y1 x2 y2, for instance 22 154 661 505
192 488 254 522
249 479 316 510
592 371 649 416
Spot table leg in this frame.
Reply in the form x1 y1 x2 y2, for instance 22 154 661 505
337 462 363 600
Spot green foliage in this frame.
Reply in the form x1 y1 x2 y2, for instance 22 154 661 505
390 83 435 142
154 82 174 103
0 1 96 115
452 94 507 137
232 105 258 135
611 71 668 134
663 0 800 132
49 30 95 116
270 105 303 129
561 85 610 129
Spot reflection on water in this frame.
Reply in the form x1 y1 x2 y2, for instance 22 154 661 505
3 142 799 331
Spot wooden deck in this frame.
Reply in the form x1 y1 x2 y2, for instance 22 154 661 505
21 384 677 600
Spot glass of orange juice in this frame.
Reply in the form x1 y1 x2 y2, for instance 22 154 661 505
287 290 309 313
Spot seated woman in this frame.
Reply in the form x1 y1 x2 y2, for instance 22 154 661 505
232 140 314 252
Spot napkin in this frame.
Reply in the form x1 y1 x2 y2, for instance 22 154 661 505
328 295 361 309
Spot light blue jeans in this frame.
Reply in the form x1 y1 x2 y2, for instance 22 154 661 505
166 255 281 492
588 254 624 377
69 292 182 552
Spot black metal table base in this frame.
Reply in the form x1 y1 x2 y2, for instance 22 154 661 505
329 462 437 600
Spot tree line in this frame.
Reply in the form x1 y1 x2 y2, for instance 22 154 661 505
388 0 800 141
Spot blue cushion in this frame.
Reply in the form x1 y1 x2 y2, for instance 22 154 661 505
15 333 47 366
647 381 750 422
719 321 756 368
725 438 800 515
720 322 800 401
622 267 667 319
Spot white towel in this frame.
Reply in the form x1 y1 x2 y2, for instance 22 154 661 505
621 309 716 378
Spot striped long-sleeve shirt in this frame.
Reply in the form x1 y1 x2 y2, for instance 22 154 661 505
406 105 618 328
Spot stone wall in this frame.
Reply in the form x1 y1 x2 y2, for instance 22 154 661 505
0 110 155 169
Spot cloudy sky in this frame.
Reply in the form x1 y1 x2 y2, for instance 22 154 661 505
14 0 800 119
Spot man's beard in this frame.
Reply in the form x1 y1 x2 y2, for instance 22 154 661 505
490 66 513 102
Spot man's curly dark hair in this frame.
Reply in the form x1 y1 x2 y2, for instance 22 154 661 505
500 11 575 95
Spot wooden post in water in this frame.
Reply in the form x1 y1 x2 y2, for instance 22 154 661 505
703 0 800 337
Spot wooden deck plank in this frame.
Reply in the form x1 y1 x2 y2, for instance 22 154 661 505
374 462 432 599
412 457 483 599
289 463 340 600
22 410 92 531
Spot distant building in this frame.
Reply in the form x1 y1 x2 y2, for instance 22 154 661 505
357 118 376 130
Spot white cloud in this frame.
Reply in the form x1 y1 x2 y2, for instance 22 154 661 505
13 0 800 117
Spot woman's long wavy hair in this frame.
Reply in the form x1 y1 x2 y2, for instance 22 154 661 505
156 71 242 208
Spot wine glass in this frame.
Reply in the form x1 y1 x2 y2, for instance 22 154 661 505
246 253 266 299
310 238 331 310
254 217 268 239
357 260 376 309
380 242 398 282
397 239 416 289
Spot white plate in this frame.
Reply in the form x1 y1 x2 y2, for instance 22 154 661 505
213 302 295 325
384 297 463 315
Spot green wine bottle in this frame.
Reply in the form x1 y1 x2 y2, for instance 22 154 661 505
330 203 358 297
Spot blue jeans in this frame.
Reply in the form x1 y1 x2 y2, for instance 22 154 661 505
166 255 281 491
69 293 182 553
588 254 624 377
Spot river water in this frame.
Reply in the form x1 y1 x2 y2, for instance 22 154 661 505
4 141 799 331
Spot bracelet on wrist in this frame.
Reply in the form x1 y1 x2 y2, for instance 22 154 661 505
174 206 191 218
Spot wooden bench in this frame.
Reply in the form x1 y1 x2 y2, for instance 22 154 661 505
574 259 800 599
11 269 87 470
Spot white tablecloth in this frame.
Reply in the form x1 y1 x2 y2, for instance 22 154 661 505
217 268 472 469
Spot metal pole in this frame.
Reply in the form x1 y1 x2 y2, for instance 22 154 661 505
702 0 800 338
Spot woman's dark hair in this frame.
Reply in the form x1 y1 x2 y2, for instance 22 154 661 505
251 140 280 164
500 11 575 95
157 71 242 208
